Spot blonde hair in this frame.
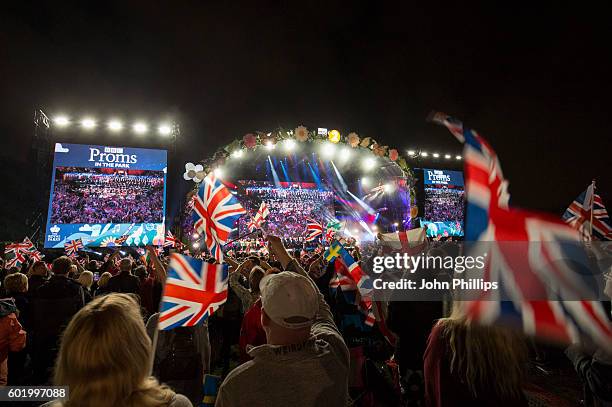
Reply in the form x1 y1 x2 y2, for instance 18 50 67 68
437 304 527 400
97 272 112 288
77 271 94 289
4 272 28 293
54 294 176 407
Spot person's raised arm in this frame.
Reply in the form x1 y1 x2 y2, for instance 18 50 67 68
146 246 166 282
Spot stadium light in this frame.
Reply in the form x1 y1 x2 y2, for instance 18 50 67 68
383 183 395 193
444 154 451 159
338 146 351 163
362 157 376 171
361 177 370 187
133 122 148 134
193 242 200 249
433 153 440 158
158 123 172 136
192 233 199 239
455 155 462 160
231 149 244 159
265 140 275 150
420 152 429 157
284 139 296 151
81 118 96 129
54 116 70 127
393 222 399 227
407 149 416 156
107 119 123 132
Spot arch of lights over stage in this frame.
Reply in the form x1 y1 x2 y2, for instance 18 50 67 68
181 127 417 246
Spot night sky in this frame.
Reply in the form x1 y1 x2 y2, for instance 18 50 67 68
1 2 611 222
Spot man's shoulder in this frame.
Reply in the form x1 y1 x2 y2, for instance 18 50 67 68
220 360 258 389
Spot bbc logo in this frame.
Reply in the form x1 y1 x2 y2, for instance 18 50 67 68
104 147 124 154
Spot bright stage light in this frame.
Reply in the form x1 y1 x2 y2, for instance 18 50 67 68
54 116 70 127
192 233 199 239
328 129 341 143
284 139 296 151
383 183 395 193
407 150 416 156
371 225 378 231
362 157 376 171
265 140 275 150
231 149 244 158
420 152 429 157
444 154 451 159
193 242 200 249
107 120 123 132
433 153 440 158
361 177 370 187
81 118 96 129
338 147 351 163
456 155 462 160
158 123 172 136
321 142 336 158
133 122 148 134
214 168 223 177
393 222 399 227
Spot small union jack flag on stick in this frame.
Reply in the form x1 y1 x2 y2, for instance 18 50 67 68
64 239 84 257
305 218 323 242
158 253 229 330
192 172 246 263
164 230 178 248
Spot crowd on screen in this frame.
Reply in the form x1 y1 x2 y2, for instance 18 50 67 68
239 185 334 238
1 229 610 407
424 187 465 223
50 167 164 225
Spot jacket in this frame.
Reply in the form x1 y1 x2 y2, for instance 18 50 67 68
0 299 27 363
216 259 350 407
107 272 140 295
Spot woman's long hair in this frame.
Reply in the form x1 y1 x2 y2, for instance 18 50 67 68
438 304 527 400
54 293 176 407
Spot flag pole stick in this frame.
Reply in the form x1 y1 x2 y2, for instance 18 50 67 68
149 320 160 375
590 179 596 238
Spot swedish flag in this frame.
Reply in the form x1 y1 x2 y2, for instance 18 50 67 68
324 240 343 262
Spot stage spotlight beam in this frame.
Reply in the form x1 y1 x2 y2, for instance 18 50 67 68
284 139 296 151
362 157 376 171
231 149 244 158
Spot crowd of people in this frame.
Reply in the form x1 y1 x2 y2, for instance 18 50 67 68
423 187 465 223
0 232 610 407
50 167 165 225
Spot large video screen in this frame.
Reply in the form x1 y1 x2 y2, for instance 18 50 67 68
44 143 167 248
421 168 465 237
235 181 335 239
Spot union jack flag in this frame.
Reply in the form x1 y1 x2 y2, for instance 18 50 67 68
64 239 84 257
4 237 39 268
164 230 178 248
29 250 45 262
432 112 612 352
247 202 270 232
158 254 229 330
563 182 612 241
305 218 323 241
329 257 375 327
192 173 246 263
4 237 36 256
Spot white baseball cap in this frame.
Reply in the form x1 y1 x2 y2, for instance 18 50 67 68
260 272 318 329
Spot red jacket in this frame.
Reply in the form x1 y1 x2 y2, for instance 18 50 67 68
239 299 266 363
0 299 26 363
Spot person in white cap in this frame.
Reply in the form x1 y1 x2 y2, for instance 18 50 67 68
215 235 350 407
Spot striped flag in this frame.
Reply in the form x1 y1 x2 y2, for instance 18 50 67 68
158 254 228 330
563 182 612 241
432 112 612 352
305 218 323 242
192 172 246 263
164 230 178 248
64 239 84 257
377 227 428 255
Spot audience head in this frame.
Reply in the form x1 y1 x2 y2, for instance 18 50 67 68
54 293 176 406
77 271 94 290
4 272 28 294
259 271 318 345
119 258 132 273
437 303 527 400
31 261 48 277
52 256 73 276
248 266 265 296
133 265 148 281
97 272 112 288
